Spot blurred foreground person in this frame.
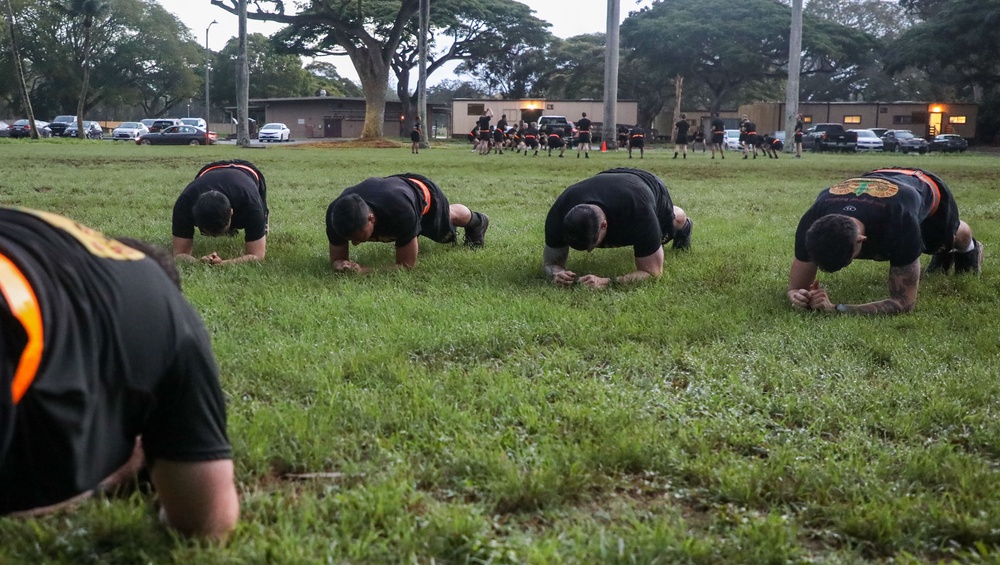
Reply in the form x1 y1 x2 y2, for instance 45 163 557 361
788 168 982 315
1 207 238 539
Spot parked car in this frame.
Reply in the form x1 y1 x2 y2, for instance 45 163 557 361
880 130 928 154
140 118 157 129
869 127 889 138
48 115 77 137
538 115 577 147
803 123 858 152
258 122 291 142
0 120 9 138
137 125 217 145
9 119 52 138
724 129 741 151
929 134 968 153
148 118 183 133
64 121 103 139
848 129 884 152
112 121 150 141
180 117 208 129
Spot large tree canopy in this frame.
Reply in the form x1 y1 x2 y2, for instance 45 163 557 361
212 0 418 139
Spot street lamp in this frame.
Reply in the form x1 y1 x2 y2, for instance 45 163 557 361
205 20 218 125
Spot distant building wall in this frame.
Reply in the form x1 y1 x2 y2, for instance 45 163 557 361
740 101 978 140
249 96 449 139
451 99 638 138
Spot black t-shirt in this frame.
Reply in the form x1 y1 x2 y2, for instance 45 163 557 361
172 167 268 242
794 171 938 266
477 115 491 131
496 118 507 130
745 121 757 133
326 177 425 248
576 118 592 132
711 118 725 133
545 168 674 258
675 120 690 136
0 207 230 513
630 127 644 137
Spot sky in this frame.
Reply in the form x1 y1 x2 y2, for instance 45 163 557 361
155 0 653 85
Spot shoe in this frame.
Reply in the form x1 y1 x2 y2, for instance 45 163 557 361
925 249 954 274
464 213 489 247
672 218 693 250
954 239 983 274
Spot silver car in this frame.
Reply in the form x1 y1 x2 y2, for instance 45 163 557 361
112 121 150 141
849 129 884 152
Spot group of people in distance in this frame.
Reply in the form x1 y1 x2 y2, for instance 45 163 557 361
0 153 983 539
469 108 646 160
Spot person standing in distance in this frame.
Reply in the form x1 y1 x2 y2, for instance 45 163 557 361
576 112 593 159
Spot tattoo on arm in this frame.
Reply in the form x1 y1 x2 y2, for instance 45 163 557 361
846 261 920 315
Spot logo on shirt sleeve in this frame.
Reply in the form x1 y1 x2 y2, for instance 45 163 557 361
829 178 899 198
17 208 145 261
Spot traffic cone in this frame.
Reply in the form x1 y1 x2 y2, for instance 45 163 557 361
601 140 607 153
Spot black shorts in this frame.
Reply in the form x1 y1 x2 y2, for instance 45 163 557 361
794 132 803 143
526 137 539 149
577 132 591 144
629 136 644 149
410 130 420 142
712 132 725 145
675 134 688 145
739 133 747 143
479 131 492 142
548 136 564 149
918 171 962 253
395 174 456 244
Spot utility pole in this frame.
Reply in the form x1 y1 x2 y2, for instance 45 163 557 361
236 0 250 147
602 0 621 149
784 0 803 151
205 20 217 125
417 0 429 148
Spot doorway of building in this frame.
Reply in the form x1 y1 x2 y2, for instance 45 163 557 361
324 118 342 138
928 112 943 137
521 109 542 126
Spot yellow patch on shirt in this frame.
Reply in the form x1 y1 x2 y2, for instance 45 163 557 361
828 178 899 198
17 208 145 260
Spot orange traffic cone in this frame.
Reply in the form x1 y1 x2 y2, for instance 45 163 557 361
601 140 607 153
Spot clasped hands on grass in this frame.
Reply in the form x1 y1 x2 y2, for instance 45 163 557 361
553 269 612 289
787 280 835 312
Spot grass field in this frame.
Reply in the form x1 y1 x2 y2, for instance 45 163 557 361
1 139 999 564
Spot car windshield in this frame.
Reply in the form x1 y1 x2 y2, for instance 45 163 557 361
262 123 284 130
894 131 914 139
119 122 142 129
854 130 877 138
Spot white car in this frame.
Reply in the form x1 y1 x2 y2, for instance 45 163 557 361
180 117 208 129
258 122 291 142
112 121 150 141
724 129 741 151
849 129 884 152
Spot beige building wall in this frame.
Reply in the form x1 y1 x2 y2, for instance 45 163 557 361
740 101 979 139
452 99 638 136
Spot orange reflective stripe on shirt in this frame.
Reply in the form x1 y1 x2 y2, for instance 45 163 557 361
197 163 261 186
873 168 941 215
0 251 43 404
407 177 433 216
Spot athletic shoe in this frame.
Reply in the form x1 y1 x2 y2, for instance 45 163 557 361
924 249 954 275
464 213 489 247
954 239 983 274
672 218 693 250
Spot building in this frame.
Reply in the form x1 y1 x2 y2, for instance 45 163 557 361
740 101 978 140
242 95 450 140
451 99 639 139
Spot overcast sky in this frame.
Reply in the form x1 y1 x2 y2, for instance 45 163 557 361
156 0 653 85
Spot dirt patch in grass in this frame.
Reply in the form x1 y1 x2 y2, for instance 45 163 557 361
293 138 403 149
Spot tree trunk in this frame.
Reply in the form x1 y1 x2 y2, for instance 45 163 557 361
76 17 93 139
4 0 38 138
673 74 684 127
237 0 250 146
602 0 620 148
356 53 389 140
417 0 429 148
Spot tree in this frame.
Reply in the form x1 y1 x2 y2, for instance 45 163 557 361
51 0 110 138
535 34 606 99
212 0 419 139
214 33 315 106
305 61 362 97
426 78 486 104
2 0 38 136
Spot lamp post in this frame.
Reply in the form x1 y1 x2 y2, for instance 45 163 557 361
205 20 217 125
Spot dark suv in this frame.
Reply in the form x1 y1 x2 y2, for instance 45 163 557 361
538 116 577 147
48 115 77 137
881 130 929 154
148 119 182 133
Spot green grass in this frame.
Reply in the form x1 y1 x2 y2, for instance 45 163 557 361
2 139 1000 563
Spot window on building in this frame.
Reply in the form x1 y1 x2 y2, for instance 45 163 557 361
893 115 913 124
467 103 484 116
949 116 967 124
843 115 862 124
802 115 812 123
